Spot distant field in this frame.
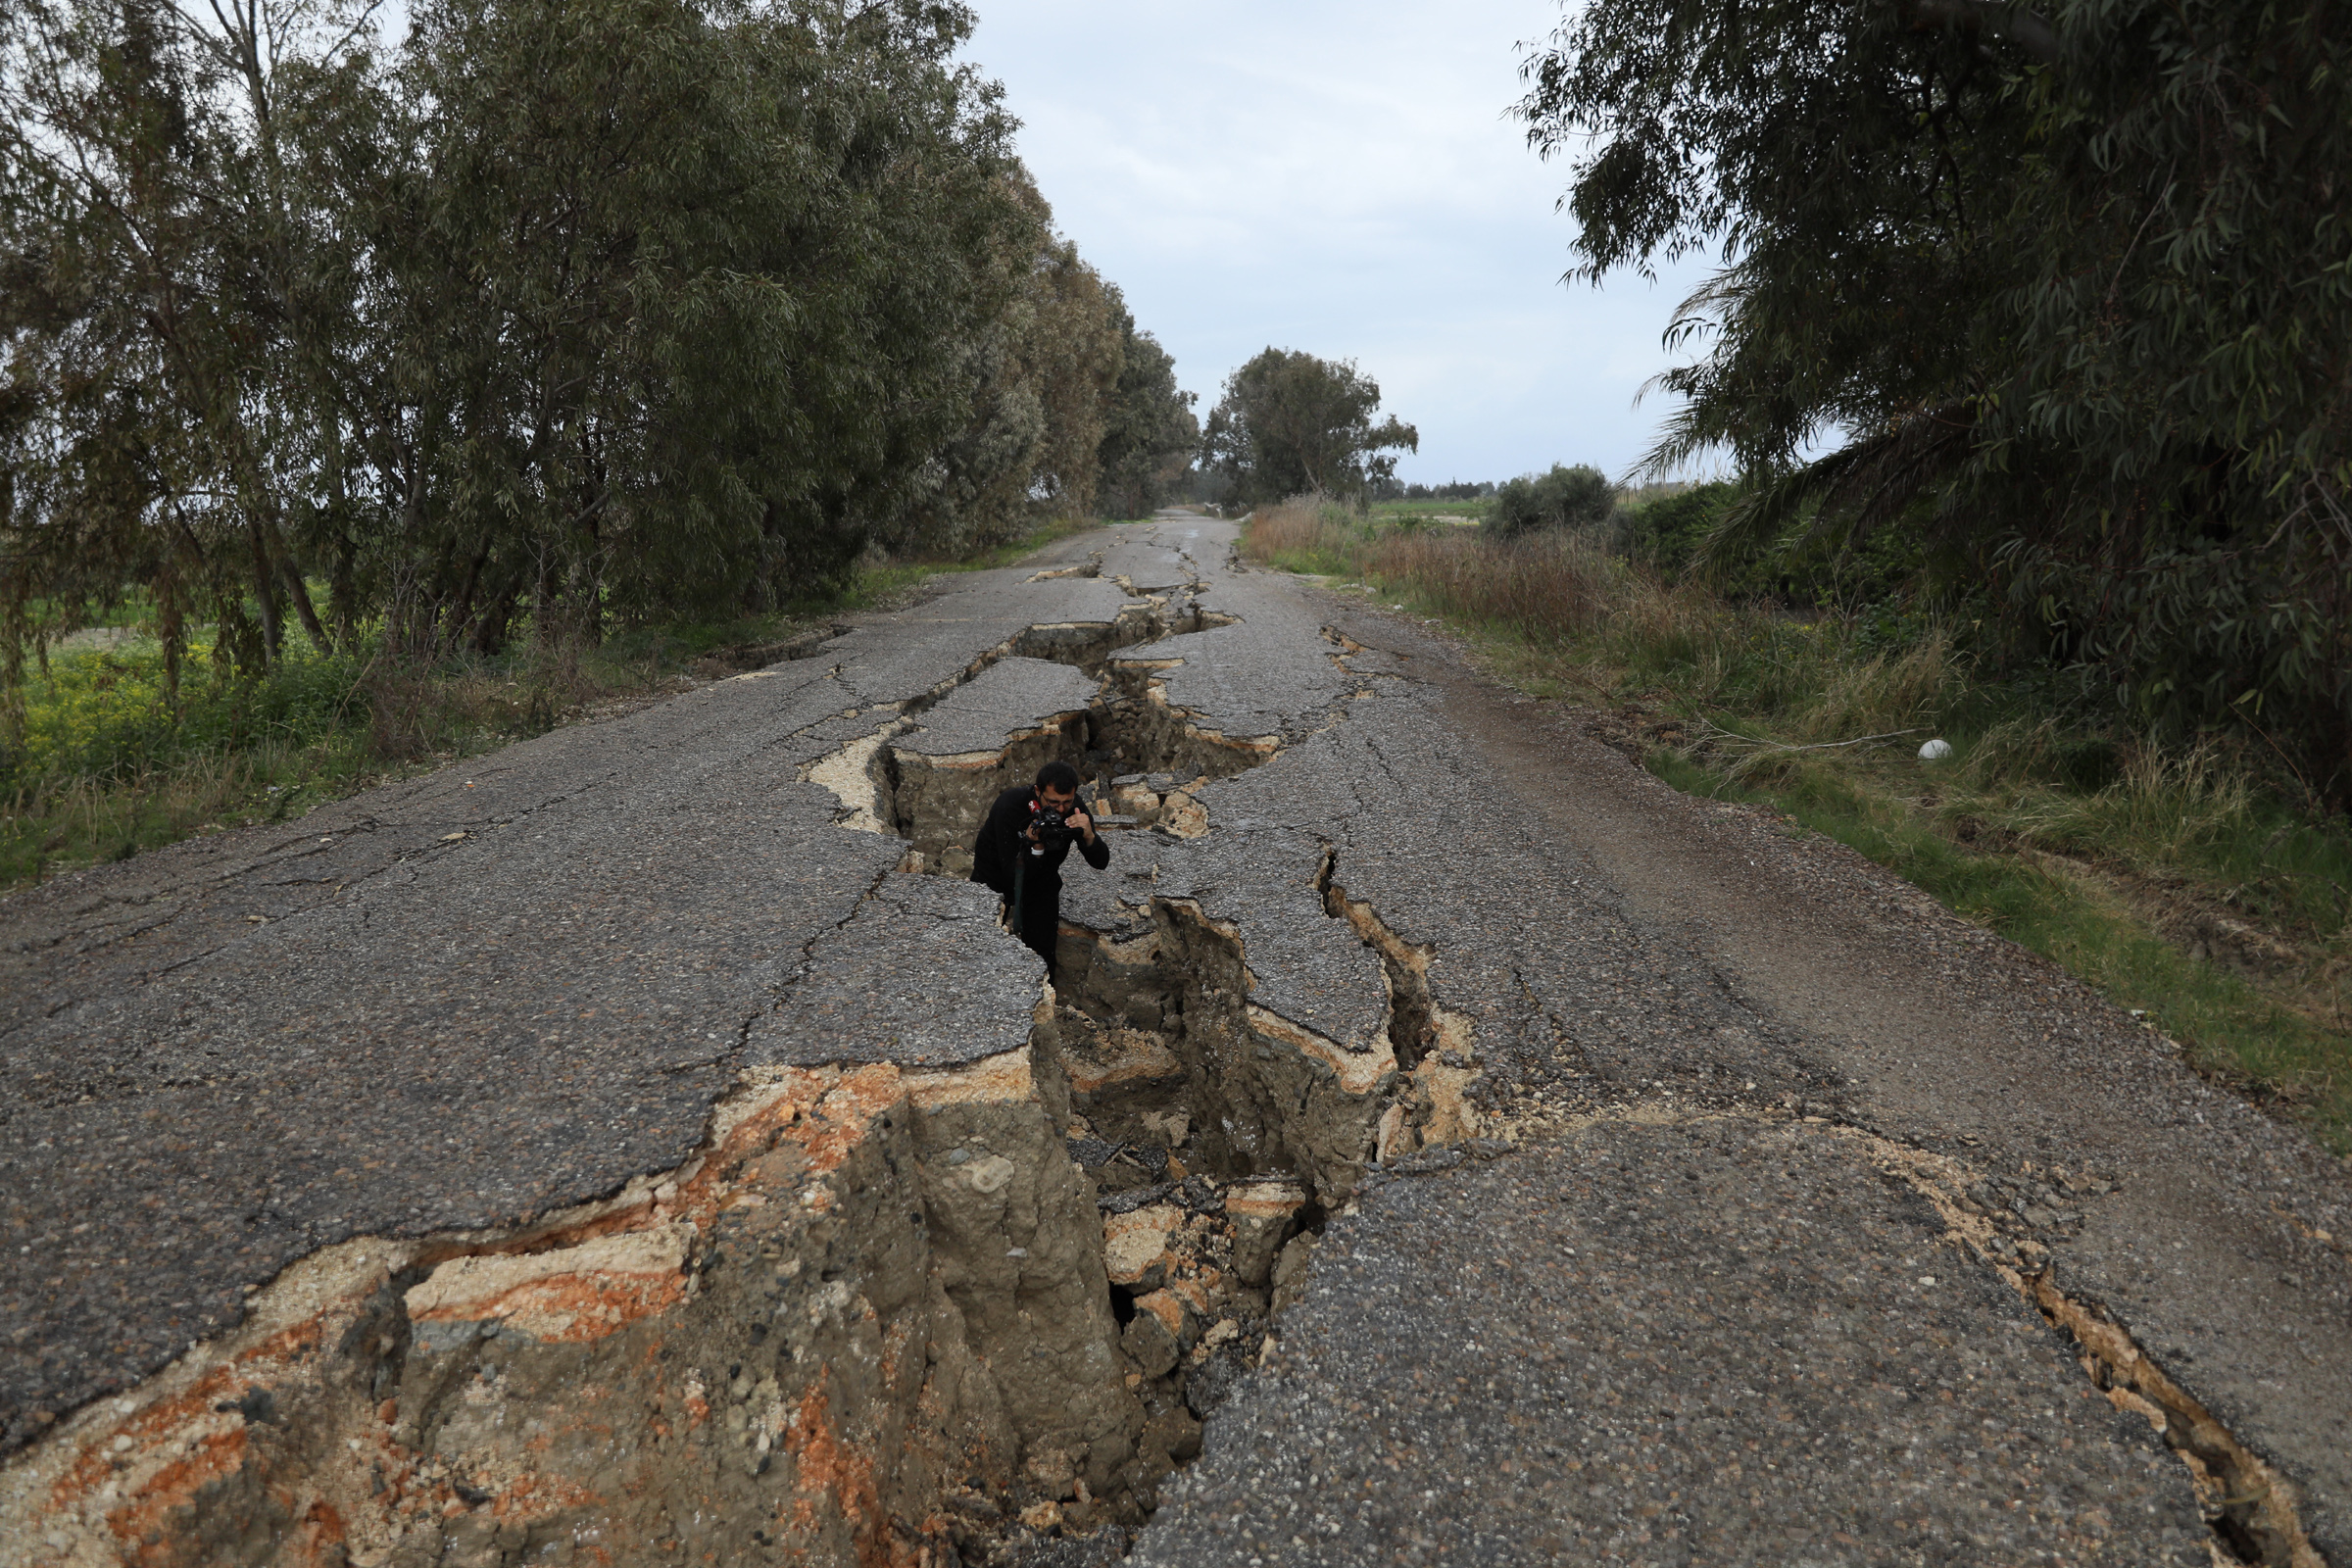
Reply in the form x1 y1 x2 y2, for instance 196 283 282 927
1370 499 1491 528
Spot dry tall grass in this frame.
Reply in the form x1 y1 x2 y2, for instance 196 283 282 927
1247 496 1933 731
1250 496 1667 645
1243 492 2343 939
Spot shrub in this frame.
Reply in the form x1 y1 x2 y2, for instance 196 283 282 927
1487 465 1616 539
1625 481 1739 572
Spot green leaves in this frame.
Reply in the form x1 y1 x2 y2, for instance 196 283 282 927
1521 0 2352 798
1488 465 1616 540
1096 302 1200 519
3 0 1152 698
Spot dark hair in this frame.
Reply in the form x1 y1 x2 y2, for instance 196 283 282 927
1035 760 1082 794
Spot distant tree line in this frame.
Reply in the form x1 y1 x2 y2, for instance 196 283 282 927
0 0 1199 693
1390 480 1495 503
1520 0 2352 796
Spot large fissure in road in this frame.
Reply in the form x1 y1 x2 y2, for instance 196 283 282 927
780 600 1495 1557
2 570 1441 1567
3 534 2331 1568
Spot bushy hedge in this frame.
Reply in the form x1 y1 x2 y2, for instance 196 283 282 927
1487 465 1616 538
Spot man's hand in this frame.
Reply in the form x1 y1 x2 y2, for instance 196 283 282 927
1068 809 1094 845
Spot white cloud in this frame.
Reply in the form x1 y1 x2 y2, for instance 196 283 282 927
970 0 1717 482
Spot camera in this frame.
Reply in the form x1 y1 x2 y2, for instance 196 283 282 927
1028 806 1078 854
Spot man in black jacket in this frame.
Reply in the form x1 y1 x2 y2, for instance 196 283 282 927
969 760 1110 980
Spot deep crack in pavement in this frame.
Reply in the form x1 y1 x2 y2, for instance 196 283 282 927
2 515 2344 1567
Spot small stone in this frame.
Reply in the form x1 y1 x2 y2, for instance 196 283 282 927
963 1154 1016 1194
1270 1232 1318 1317
1225 1177 1306 1288
1123 1310 1180 1378
1102 1203 1182 1289
1147 1405 1204 1464
1184 1349 1250 1419
1021 1446 1078 1500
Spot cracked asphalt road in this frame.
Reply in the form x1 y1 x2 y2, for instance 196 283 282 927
4 515 2347 1566
1138 1122 2215 1568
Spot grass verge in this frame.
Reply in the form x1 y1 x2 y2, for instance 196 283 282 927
1247 497 2352 1155
1 514 1103 893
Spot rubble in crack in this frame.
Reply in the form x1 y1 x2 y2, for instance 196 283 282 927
780 604 1501 1559
1013 861 1495 1506
879 658 1272 878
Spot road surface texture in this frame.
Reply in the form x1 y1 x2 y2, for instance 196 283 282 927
2 515 2344 1568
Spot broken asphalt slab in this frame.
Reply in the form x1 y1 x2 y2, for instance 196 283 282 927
1137 1118 2215 1568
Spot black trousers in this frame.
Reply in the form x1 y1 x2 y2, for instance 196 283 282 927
1008 890 1060 979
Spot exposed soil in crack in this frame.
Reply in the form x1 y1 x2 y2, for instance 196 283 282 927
1833 1118 2328 1568
5 1052 1154 1568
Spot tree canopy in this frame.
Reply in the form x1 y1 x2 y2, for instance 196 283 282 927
0 0 1166 700
1200 348 1418 506
1095 298 1200 519
1520 0 2352 795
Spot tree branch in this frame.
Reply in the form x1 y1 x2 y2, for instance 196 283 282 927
1898 0 2060 65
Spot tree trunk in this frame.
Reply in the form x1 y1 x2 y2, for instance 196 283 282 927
278 552 331 655
249 519 283 665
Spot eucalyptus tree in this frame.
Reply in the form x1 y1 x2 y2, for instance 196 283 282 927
1200 348 1418 507
1096 296 1199 519
889 179 1138 556
3 0 1077 702
382 0 1044 645
1520 0 2352 790
0 0 354 689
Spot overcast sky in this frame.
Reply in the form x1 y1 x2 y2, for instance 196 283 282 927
966 0 1717 486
